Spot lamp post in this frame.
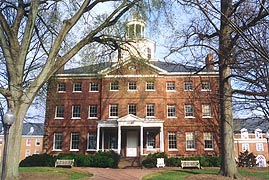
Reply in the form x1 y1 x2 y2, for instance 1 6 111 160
1 109 15 180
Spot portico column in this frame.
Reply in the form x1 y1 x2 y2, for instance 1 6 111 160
101 129 104 151
118 125 121 155
160 125 164 152
140 126 143 155
96 125 100 151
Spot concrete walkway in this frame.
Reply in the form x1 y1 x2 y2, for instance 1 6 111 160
76 167 168 180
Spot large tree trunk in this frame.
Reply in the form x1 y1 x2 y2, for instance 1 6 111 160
218 0 239 178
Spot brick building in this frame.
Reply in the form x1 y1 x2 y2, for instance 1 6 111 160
43 15 220 158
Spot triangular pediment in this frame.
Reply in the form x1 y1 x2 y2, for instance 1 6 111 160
117 114 144 122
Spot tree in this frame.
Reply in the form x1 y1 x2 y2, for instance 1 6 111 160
163 0 269 178
0 1 140 179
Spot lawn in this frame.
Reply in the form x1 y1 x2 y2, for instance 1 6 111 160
19 167 92 180
142 167 269 180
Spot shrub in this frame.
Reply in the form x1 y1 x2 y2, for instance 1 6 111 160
165 157 181 167
93 150 120 168
19 154 56 167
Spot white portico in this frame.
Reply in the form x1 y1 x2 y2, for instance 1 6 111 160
96 114 164 157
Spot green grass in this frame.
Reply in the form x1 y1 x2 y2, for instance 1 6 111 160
142 167 269 180
19 167 92 180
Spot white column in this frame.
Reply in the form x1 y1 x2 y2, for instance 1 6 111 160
160 125 164 152
140 126 143 155
118 125 121 155
101 129 105 151
96 125 100 152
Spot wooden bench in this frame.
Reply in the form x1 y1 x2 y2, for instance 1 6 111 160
181 160 200 169
55 159 74 168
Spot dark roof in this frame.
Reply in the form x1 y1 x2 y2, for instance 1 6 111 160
61 60 216 75
233 117 269 133
0 123 44 136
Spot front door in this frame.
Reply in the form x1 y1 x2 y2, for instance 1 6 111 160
126 131 138 157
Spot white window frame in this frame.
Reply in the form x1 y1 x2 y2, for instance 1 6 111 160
70 133 80 151
109 104 118 118
256 143 264 151
55 105 64 119
168 132 177 150
242 143 249 151
166 82 176 91
72 105 81 119
167 105 176 118
146 81 155 91
57 83 66 93
25 149 31 157
202 104 212 118
184 81 193 91
204 132 214 150
146 104 155 117
255 129 262 139
128 104 137 116
87 133 97 151
53 133 63 151
184 104 194 118
146 131 156 150
90 82 98 92
128 81 137 91
88 105 98 119
110 81 119 91
73 82 82 92
26 138 31 146
35 139 41 146
201 82 211 91
186 132 196 150
241 129 248 139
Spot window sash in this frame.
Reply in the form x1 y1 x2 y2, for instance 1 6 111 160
54 133 63 150
109 104 118 117
146 104 155 117
166 82 175 91
146 82 155 90
201 82 210 90
57 83 66 92
202 104 212 117
110 81 119 90
184 82 193 91
204 132 213 149
186 132 195 149
168 132 177 149
73 83 82 92
90 82 98 92
72 105 81 118
128 81 137 90
87 133 97 150
167 105 176 117
89 105 98 118
146 132 156 148
71 133 80 150
55 106 64 118
185 105 194 117
128 104 137 115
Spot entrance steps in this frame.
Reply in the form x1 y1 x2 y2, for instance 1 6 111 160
118 157 141 169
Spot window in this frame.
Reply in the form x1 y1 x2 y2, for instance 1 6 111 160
166 82 175 91
90 82 98 92
186 132 195 150
87 133 97 150
72 105 81 119
201 82 210 91
256 143 264 151
184 82 193 91
146 82 155 91
57 83 66 92
110 81 119 91
73 83 82 92
128 104 137 116
109 104 118 117
53 133 63 150
70 133 80 151
185 105 194 117
242 144 249 151
109 133 118 149
167 105 176 118
168 132 177 149
35 139 41 146
204 132 214 150
128 81 137 91
241 128 248 139
88 105 98 118
146 104 155 117
202 104 212 117
146 131 156 149
26 139 31 146
25 149 31 157
147 48 152 59
34 150 40 154
255 129 262 139
55 105 64 119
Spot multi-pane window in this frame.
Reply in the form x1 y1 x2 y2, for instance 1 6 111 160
73 83 82 92
146 104 155 117
128 104 137 116
146 132 156 149
168 132 177 149
87 133 97 150
25 150 31 157
185 105 194 117
128 81 137 91
90 82 98 92
202 104 212 117
70 133 80 150
166 82 175 91
241 129 248 139
72 105 81 119
109 133 118 149
146 82 155 91
110 81 119 91
26 139 31 146
204 132 213 150
184 82 193 91
57 83 66 92
255 129 262 139
256 143 264 151
109 104 118 117
55 105 64 119
167 105 176 117
35 139 41 146
53 133 63 150
34 150 40 154
201 82 210 91
89 105 98 118
186 132 195 150
242 144 249 151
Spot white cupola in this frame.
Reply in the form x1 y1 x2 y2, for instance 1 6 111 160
126 13 146 39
